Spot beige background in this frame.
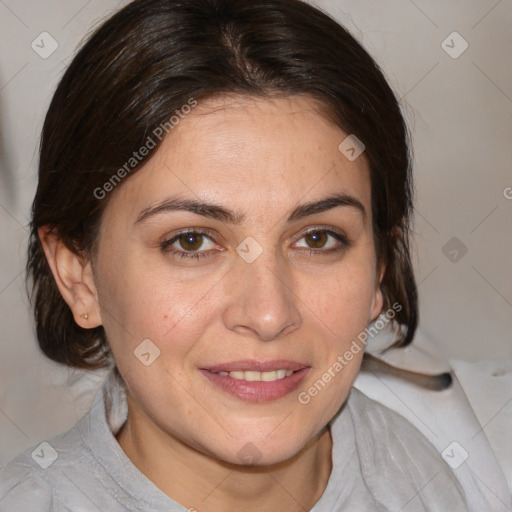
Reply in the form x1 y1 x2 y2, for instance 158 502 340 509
0 0 511 464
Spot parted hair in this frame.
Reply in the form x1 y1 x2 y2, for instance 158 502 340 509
27 0 418 369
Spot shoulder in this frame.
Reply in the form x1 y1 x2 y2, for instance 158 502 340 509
343 388 468 511
0 449 55 511
347 386 440 453
0 425 89 511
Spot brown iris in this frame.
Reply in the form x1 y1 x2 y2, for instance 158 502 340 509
178 233 204 251
304 231 327 249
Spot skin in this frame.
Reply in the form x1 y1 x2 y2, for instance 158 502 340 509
40 94 384 511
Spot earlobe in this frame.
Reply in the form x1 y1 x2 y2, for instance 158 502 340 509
38 226 102 328
369 287 384 322
369 262 385 321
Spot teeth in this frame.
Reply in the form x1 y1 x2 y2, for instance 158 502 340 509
216 369 296 382
245 371 261 381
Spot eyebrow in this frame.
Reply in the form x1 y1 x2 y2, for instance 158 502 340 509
135 193 366 225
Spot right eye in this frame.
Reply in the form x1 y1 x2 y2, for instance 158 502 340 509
160 229 218 260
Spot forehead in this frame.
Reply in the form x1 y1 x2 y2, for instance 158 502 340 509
105 94 371 221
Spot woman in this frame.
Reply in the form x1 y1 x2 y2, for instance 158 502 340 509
0 0 469 510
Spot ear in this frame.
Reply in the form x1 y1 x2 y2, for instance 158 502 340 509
38 226 102 329
369 261 385 322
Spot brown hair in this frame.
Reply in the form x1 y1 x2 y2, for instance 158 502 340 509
27 0 417 369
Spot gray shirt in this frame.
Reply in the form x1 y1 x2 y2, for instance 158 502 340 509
0 369 467 511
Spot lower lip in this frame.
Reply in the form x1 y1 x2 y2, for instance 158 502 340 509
199 368 310 402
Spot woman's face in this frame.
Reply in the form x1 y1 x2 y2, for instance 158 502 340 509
93 94 383 465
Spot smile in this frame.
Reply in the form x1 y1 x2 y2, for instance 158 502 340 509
199 360 310 402
215 369 296 381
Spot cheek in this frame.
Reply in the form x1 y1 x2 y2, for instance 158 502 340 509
94 245 218 364
298 255 375 403
297 269 372 426
302 262 376 335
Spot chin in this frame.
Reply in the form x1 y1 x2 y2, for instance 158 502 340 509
207 431 314 468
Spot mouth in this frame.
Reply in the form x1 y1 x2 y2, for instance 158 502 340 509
215 368 297 382
199 360 310 402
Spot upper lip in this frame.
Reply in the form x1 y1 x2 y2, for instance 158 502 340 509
202 359 309 373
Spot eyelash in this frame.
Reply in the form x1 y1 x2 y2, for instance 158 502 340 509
160 227 351 261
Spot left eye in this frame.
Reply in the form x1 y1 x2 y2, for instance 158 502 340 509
294 229 347 251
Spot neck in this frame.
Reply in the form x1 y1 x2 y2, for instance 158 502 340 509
116 395 333 512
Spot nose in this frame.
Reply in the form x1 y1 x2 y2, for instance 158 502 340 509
222 248 302 342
